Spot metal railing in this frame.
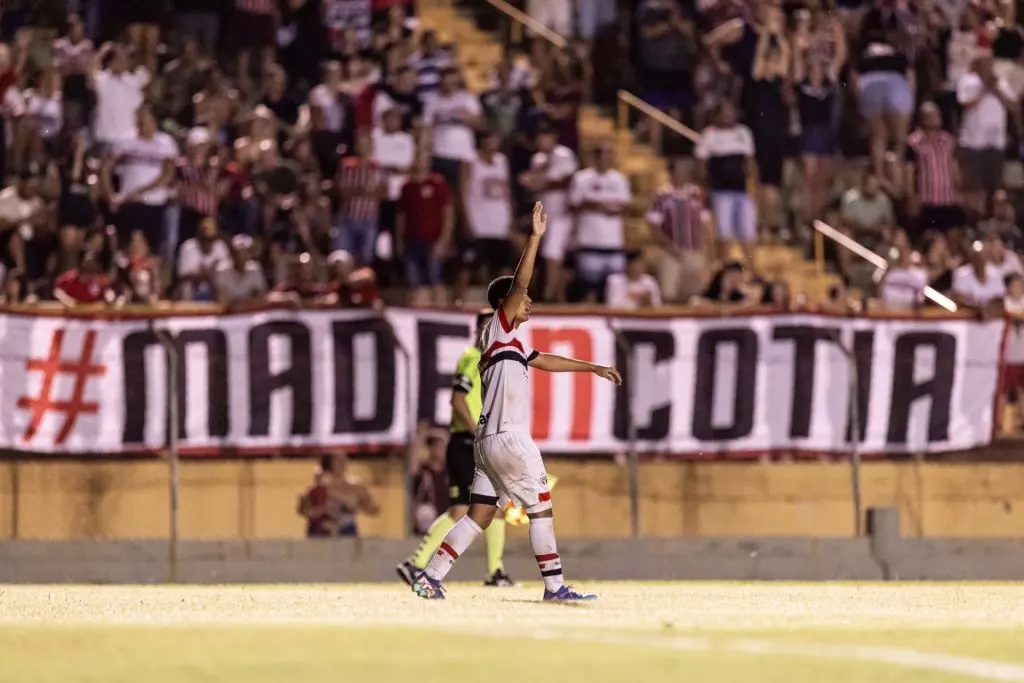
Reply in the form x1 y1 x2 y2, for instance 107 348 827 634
616 90 702 144
480 0 567 48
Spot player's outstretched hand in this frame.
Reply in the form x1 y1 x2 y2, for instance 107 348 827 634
593 365 622 385
532 201 548 237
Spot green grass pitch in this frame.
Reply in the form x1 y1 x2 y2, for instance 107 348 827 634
0 583 1022 682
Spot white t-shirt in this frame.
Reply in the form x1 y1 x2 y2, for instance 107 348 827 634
568 167 632 250
880 266 928 309
93 68 150 144
952 262 1007 305
372 127 416 200
990 251 1024 280
464 151 512 239
309 84 345 132
113 131 179 206
0 187 43 225
957 71 1015 149
478 309 536 438
530 145 579 218
178 238 230 277
605 272 662 309
424 90 481 161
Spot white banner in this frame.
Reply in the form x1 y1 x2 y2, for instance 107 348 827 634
0 309 1005 456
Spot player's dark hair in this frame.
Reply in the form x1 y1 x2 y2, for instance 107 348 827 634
486 276 514 310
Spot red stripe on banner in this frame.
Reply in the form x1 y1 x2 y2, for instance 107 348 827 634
482 338 524 361
440 542 459 559
538 491 551 502
535 553 559 562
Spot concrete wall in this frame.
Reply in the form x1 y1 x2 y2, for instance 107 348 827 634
3 515 1024 583
2 460 1024 540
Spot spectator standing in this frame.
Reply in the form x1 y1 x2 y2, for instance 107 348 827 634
260 64 302 145
0 170 46 293
879 247 928 309
103 106 179 258
51 13 93 129
216 235 268 308
841 170 894 245
522 126 579 302
992 0 1024 98
936 4 988 129
51 130 97 262
89 43 150 150
177 217 230 302
17 67 62 170
297 454 379 538
174 0 222 56
230 0 279 88
336 133 388 266
178 127 223 248
461 130 513 286
956 56 1017 217
906 102 963 238
423 68 482 196
646 159 713 304
984 231 1024 279
695 103 757 263
410 31 451 102
108 0 161 75
952 241 1006 311
635 0 696 155
568 142 632 302
979 189 1023 248
372 107 415 235
309 61 354 178
605 251 662 309
749 6 790 235
372 65 422 130
397 154 453 306
794 59 840 228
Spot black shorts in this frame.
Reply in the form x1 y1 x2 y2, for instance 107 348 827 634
445 432 475 507
116 202 164 254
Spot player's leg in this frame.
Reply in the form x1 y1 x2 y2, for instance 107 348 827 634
482 516 512 586
396 433 474 584
412 446 501 599
503 434 596 602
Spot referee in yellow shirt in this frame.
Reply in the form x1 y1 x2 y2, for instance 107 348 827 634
396 310 514 587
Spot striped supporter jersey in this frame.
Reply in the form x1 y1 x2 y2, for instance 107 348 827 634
477 308 538 438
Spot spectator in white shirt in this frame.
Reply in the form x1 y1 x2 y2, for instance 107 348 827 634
0 171 45 291
101 105 179 258
957 56 1018 216
983 231 1024 280
89 43 150 148
952 241 1007 312
568 142 632 302
606 251 662 309
521 126 579 302
423 68 482 197
879 248 929 310
178 217 230 302
372 107 416 235
16 68 62 170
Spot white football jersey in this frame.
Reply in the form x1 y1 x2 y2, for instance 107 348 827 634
477 308 537 438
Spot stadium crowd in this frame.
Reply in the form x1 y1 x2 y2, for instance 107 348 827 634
0 0 1022 317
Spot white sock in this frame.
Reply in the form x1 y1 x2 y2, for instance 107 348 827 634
423 517 483 582
529 516 564 592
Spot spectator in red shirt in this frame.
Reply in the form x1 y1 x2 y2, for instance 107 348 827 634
396 153 453 306
335 132 387 266
54 251 112 306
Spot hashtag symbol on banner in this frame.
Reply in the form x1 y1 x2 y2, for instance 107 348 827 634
17 329 107 445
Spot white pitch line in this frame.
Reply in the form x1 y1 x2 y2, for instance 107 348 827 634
525 629 1024 682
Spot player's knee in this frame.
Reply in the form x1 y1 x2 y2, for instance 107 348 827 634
525 500 553 517
468 503 496 529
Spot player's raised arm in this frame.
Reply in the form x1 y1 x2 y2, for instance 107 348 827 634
528 352 622 385
500 202 547 325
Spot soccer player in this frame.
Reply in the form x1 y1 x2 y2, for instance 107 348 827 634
411 202 622 601
395 308 515 588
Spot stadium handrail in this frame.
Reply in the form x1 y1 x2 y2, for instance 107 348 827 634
616 90 702 144
0 301 978 320
480 0 568 49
